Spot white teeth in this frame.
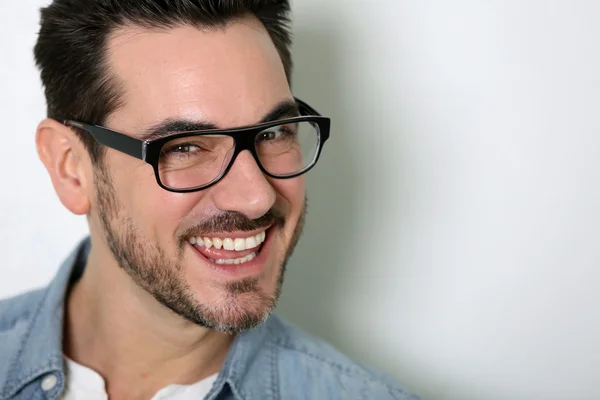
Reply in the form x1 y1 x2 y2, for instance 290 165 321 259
234 238 246 251
189 230 267 251
223 238 234 251
214 252 257 265
213 238 223 250
246 236 257 249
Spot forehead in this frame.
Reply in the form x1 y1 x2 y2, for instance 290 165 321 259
105 16 292 133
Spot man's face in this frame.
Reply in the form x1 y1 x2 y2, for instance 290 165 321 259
91 17 305 333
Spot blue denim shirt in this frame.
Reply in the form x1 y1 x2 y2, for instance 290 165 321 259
0 238 419 400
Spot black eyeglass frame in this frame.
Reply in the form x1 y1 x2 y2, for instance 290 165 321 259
64 98 331 193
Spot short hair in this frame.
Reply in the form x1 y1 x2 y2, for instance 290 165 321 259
33 0 293 164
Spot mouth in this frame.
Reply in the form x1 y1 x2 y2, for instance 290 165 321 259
187 227 272 276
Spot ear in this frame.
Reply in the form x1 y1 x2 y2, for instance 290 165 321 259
36 119 92 215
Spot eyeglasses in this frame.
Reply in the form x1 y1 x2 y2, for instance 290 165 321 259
64 98 330 193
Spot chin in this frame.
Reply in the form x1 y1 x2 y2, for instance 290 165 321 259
179 264 281 333
191 286 278 333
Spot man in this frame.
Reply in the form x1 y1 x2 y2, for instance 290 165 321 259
0 1 418 399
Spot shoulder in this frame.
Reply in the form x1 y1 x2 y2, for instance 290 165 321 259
0 288 47 387
263 315 420 400
0 288 45 334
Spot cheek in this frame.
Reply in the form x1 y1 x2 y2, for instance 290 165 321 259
111 157 202 239
270 176 305 219
133 191 192 231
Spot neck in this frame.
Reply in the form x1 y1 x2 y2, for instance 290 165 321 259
63 245 232 399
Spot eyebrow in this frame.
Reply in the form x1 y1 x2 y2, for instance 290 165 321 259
139 99 300 141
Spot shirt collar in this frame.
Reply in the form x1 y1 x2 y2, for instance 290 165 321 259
209 315 272 400
0 237 274 400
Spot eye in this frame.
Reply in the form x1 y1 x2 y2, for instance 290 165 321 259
258 130 283 141
257 126 297 142
163 143 201 155
172 144 198 153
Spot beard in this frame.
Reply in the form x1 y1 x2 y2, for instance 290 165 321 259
94 165 306 333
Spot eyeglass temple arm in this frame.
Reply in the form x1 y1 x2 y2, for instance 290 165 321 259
294 97 322 117
64 120 145 160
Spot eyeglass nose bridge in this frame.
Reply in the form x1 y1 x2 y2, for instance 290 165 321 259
215 130 268 183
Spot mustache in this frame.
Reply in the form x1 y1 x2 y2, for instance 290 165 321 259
181 208 286 239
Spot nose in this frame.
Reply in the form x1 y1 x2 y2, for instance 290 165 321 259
211 150 276 220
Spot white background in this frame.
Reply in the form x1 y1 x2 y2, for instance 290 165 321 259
1 1 600 399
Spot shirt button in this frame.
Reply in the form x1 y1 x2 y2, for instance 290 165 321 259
41 374 58 391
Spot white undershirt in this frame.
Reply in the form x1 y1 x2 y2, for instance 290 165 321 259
62 356 219 400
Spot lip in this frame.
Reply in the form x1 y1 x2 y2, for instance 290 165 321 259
188 226 275 278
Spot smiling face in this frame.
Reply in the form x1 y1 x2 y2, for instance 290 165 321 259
88 16 306 332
